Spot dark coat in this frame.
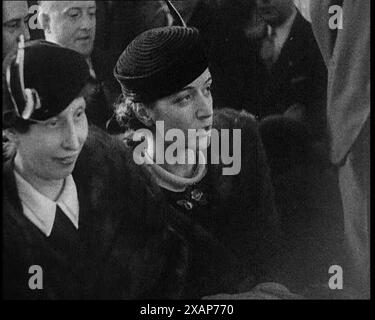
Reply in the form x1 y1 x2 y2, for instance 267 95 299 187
2 126 187 299
189 3 327 140
254 12 328 140
207 108 283 287
259 115 345 292
134 108 287 298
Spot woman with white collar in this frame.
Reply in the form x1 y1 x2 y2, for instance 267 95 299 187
3 38 188 299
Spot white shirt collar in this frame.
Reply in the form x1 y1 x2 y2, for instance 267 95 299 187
14 172 79 237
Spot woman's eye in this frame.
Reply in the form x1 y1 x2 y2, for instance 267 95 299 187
75 110 84 119
46 119 59 128
68 10 81 19
74 108 86 121
5 21 19 31
176 95 191 104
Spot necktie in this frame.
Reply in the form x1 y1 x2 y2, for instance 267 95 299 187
260 25 276 71
49 205 79 257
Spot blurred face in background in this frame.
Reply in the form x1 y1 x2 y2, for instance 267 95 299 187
2 1 30 59
256 0 295 27
40 1 96 58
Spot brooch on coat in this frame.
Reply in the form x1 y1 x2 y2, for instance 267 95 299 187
176 188 209 211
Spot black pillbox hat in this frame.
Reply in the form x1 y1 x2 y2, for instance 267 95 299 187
114 26 208 103
5 40 91 122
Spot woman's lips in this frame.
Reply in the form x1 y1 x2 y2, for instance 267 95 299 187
54 155 78 165
76 36 91 43
195 126 212 138
202 125 212 132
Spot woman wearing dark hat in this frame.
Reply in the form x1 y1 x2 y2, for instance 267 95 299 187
3 37 190 299
110 26 297 298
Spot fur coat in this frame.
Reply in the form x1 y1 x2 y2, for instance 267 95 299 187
3 126 187 299
125 108 286 298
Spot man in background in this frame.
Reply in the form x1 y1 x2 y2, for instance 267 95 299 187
3 1 30 60
255 0 327 142
38 1 96 67
38 0 120 130
3 1 31 160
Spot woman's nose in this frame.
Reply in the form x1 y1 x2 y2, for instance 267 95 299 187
196 93 213 120
62 122 81 151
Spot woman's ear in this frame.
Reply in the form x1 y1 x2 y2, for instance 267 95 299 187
3 128 17 143
39 12 51 33
133 103 154 127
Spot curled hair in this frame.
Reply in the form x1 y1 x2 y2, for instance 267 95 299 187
111 94 152 148
114 94 152 131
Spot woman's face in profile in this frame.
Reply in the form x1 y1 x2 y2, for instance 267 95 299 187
148 68 214 150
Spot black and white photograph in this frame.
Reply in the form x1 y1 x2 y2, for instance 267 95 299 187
2 0 370 303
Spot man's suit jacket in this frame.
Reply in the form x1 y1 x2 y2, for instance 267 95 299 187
189 2 328 143
255 11 328 141
310 0 370 164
